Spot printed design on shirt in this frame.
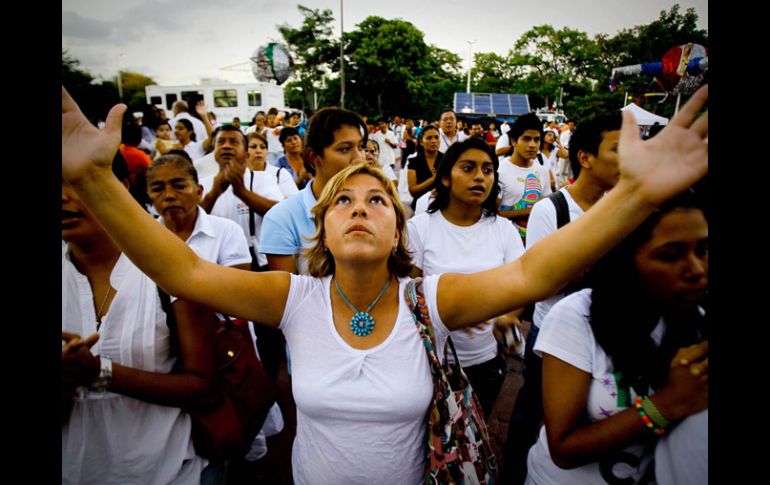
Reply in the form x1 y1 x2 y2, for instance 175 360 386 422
236 201 250 216
500 173 544 240
612 371 631 408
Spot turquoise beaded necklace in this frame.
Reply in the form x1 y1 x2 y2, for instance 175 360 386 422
335 276 392 337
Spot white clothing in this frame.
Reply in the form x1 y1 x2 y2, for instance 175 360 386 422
265 163 300 198
495 133 510 152
193 152 219 181
538 149 558 184
265 126 284 156
279 274 449 485
159 208 251 268
439 128 463 153
497 159 552 240
171 112 208 144
408 211 524 366
555 129 573 186
500 123 511 135
655 410 708 485
371 130 398 167
381 163 397 182
413 191 434 216
201 169 284 268
182 140 206 162
526 289 662 485
62 248 205 484
525 187 584 327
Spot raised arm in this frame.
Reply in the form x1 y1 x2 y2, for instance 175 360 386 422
62 86 289 326
437 86 708 328
195 100 215 151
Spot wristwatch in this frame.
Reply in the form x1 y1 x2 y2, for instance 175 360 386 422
89 355 113 392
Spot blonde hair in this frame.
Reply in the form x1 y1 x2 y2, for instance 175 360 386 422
305 162 413 277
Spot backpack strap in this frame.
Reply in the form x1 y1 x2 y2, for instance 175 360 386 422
536 153 545 166
547 190 570 229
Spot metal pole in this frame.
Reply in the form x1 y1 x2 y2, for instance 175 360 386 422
339 0 345 109
466 40 476 93
117 53 125 102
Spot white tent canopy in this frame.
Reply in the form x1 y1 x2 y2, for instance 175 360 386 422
620 103 669 126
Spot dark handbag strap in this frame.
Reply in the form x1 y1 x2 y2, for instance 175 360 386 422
248 170 256 239
547 190 570 229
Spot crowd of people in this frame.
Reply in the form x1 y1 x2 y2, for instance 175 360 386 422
62 83 708 484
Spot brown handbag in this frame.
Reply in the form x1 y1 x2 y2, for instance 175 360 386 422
188 317 279 461
160 291 280 461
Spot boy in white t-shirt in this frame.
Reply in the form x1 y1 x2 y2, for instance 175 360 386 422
497 113 552 243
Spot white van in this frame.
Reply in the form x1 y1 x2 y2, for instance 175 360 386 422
145 81 291 124
534 108 567 125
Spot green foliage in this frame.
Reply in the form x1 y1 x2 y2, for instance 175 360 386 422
62 49 119 123
326 16 463 119
278 5 339 112
274 4 706 123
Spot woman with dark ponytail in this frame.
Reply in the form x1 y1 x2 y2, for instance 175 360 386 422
526 190 709 484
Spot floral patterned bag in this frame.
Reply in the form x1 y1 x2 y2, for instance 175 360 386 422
406 278 498 485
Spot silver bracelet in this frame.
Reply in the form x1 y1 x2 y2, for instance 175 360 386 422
89 355 113 392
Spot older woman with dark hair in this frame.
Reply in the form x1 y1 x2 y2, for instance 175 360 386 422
62 85 708 484
61 153 218 484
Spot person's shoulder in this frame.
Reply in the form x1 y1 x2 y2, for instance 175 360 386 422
408 210 431 229
205 211 243 233
264 190 306 221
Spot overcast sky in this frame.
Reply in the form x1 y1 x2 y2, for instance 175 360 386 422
62 0 708 86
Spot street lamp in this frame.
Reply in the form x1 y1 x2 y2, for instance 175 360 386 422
116 53 126 102
466 40 476 94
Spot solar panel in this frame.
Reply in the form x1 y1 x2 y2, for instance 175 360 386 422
454 92 530 116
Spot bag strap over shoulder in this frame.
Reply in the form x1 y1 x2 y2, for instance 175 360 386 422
405 278 462 373
547 190 570 229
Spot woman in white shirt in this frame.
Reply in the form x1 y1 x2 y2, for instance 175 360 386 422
407 136 525 418
526 192 709 484
62 155 217 484
62 85 709 484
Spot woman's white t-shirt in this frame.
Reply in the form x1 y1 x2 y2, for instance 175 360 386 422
279 274 448 485
407 211 524 366
526 289 663 484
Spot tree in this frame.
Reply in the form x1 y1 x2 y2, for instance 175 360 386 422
112 71 156 112
471 52 517 94
62 50 119 123
507 25 604 109
336 16 463 119
278 5 339 113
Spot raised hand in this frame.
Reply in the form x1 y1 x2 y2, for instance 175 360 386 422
617 85 708 207
62 86 126 183
195 100 209 119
